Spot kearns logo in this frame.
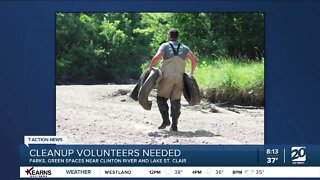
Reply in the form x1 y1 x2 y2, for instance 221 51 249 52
25 167 52 178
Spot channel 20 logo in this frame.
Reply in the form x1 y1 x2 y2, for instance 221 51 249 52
291 147 306 164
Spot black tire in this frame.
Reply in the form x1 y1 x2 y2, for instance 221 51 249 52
138 68 160 110
129 84 140 101
183 73 201 105
129 70 150 101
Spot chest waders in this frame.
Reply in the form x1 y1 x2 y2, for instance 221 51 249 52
157 43 185 131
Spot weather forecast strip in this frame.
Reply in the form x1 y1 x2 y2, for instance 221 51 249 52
20 166 320 178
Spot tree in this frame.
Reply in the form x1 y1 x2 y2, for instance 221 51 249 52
56 12 264 84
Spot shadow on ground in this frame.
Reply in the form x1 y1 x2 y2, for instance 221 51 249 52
148 129 220 138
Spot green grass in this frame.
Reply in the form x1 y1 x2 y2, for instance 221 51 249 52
187 57 264 106
141 57 264 106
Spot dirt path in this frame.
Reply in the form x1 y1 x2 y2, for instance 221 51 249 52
56 85 264 144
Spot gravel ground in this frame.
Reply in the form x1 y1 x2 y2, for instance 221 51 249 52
56 85 264 145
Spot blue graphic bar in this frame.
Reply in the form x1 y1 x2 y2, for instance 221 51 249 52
20 145 320 166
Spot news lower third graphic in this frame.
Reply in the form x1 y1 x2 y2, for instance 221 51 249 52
20 136 320 178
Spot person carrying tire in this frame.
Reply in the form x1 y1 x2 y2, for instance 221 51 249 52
148 28 198 131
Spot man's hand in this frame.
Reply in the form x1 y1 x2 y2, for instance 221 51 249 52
148 51 164 73
187 52 198 76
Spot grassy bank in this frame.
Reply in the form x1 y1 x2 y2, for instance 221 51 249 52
188 57 264 106
142 57 264 106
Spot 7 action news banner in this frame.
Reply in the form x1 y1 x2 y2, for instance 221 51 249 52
20 136 320 178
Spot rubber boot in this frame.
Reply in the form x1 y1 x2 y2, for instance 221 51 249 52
157 96 170 129
170 99 181 131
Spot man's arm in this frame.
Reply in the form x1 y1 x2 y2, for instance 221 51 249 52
187 52 198 75
148 51 164 71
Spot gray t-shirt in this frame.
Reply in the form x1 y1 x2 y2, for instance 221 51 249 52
157 40 191 60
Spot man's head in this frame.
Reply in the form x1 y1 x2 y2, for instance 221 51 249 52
168 28 179 40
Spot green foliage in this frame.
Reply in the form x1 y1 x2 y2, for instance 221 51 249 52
170 13 264 58
56 12 264 84
188 57 264 106
56 13 152 83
